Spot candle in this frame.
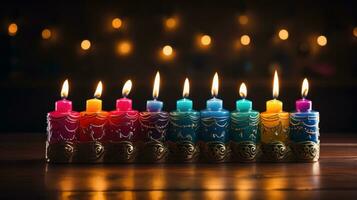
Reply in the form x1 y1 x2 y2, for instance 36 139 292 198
176 78 193 112
106 80 140 163
168 78 200 162
260 70 290 162
139 71 169 162
46 79 79 163
146 72 163 112
78 81 108 142
200 73 230 162
290 78 320 162
230 82 260 162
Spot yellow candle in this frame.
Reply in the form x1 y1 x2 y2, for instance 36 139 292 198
266 71 283 113
261 71 289 143
86 81 103 112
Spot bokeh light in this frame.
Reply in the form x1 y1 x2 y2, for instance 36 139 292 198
317 35 327 46
353 27 357 37
238 15 249 25
278 29 289 40
116 40 132 56
240 35 251 46
162 45 173 56
41 28 52 40
8 23 18 36
164 17 178 30
112 18 122 29
81 39 91 50
200 35 212 46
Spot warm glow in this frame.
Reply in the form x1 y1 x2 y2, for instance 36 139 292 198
122 80 132 97
81 40 91 50
353 27 357 37
165 17 178 30
183 78 190 98
61 79 69 98
301 78 309 98
239 82 247 99
94 81 103 98
211 72 219 97
200 35 211 46
317 35 327 46
238 15 249 25
153 71 160 99
41 28 51 40
278 29 289 40
8 23 18 36
117 41 132 56
162 45 173 56
240 35 251 46
273 70 279 99
112 18 122 29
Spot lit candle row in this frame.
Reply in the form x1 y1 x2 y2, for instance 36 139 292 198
46 71 319 163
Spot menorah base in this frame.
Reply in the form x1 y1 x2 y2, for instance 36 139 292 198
231 141 260 162
167 141 200 163
200 141 231 163
292 141 320 162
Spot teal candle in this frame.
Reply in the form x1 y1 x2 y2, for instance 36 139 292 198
230 82 260 162
176 98 193 112
235 83 252 112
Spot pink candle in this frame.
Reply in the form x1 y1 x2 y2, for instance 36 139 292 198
107 80 140 142
296 78 312 112
47 80 79 144
116 80 133 111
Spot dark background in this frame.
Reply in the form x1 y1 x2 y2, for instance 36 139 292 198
1 0 357 133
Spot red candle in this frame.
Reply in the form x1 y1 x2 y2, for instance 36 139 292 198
107 80 140 141
47 80 79 144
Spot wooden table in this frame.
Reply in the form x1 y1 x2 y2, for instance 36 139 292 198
0 133 357 199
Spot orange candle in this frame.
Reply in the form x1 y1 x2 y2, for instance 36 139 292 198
79 81 109 142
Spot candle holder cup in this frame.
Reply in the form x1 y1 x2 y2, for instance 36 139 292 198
46 112 80 163
290 111 320 162
104 111 140 163
74 112 108 163
138 112 169 163
168 111 200 163
200 111 231 163
260 112 293 162
230 111 261 162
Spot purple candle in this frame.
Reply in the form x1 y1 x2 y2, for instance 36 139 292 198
296 78 312 112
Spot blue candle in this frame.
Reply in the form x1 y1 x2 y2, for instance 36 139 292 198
140 71 169 162
230 83 260 162
290 78 320 162
146 72 163 112
200 73 230 162
169 78 200 162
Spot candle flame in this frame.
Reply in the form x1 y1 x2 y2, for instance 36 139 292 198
122 80 132 97
273 70 279 99
152 71 160 99
61 79 69 98
211 72 219 97
239 82 247 98
94 81 103 98
183 78 190 98
301 78 309 98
